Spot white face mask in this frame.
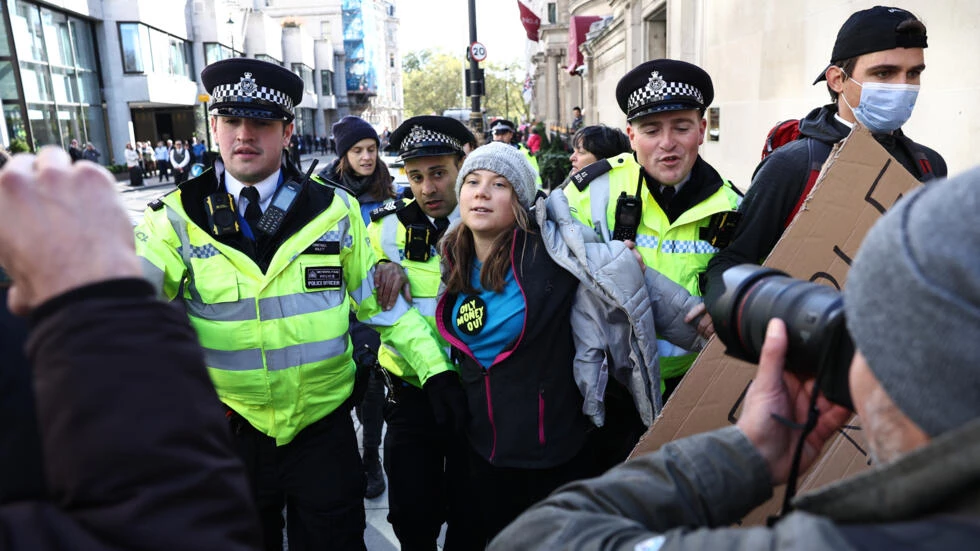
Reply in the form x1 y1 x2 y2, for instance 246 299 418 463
843 77 920 134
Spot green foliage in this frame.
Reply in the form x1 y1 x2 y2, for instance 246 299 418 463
8 138 29 153
402 49 464 118
106 164 127 174
535 134 571 190
402 49 528 122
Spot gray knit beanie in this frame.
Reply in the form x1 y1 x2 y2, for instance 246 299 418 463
844 165 980 437
455 142 537 209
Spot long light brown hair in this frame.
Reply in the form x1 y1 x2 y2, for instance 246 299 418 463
441 188 533 294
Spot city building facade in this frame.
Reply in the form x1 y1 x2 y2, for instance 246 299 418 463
0 0 402 165
525 0 979 185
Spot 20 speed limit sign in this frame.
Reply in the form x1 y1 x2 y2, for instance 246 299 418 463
470 42 487 62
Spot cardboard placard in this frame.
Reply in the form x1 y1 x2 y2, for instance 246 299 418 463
630 125 922 524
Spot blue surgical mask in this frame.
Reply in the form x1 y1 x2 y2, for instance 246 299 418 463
844 78 920 134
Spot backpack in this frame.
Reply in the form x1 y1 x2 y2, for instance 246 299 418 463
759 118 934 228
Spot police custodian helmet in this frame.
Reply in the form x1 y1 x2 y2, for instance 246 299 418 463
201 58 304 122
387 116 475 160
615 59 714 121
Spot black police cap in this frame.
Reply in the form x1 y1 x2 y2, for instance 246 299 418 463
490 119 517 134
201 58 304 122
388 116 475 160
615 59 713 122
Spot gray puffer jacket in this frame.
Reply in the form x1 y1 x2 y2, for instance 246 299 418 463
536 190 705 427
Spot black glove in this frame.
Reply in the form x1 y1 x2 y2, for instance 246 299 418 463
423 371 468 434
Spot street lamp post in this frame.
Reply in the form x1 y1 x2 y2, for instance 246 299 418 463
227 17 235 56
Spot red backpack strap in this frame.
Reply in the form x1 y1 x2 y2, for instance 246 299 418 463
783 139 833 228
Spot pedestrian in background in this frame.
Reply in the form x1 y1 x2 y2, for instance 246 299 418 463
67 138 83 163
154 141 170 182
124 142 143 187
141 141 156 177
81 142 100 164
169 140 190 185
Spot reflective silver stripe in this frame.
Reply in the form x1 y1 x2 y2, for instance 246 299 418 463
412 296 438 318
363 295 410 327
166 207 203 303
258 289 345 319
380 214 402 265
590 175 613 242
660 240 720 254
265 336 348 371
657 339 692 358
350 266 376 305
141 256 166 295
205 347 264 371
186 297 257 322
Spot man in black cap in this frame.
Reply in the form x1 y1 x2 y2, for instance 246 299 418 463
564 58 741 400
705 6 946 299
490 118 543 188
134 58 455 551
367 115 484 550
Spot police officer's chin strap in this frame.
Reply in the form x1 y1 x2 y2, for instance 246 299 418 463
765 344 834 527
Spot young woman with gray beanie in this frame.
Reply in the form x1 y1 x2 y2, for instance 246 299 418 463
433 142 712 542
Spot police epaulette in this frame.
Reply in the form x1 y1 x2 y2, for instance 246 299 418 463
147 188 178 211
370 199 404 222
569 156 625 192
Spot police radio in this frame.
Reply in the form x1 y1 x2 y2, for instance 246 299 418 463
205 193 241 237
612 191 642 242
404 224 432 262
254 159 319 236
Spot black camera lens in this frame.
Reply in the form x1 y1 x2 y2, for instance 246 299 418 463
709 264 854 409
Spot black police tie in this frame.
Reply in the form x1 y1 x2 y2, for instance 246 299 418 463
241 186 262 232
661 185 675 208
434 217 450 234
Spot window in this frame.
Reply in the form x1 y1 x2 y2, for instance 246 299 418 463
291 63 314 94
320 69 334 96
320 20 331 39
119 23 192 77
204 43 235 65
389 54 395 69
547 3 557 24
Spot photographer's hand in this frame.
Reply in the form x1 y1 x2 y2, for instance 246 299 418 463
0 147 142 315
736 319 851 485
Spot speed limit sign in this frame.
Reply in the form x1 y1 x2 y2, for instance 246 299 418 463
470 41 487 62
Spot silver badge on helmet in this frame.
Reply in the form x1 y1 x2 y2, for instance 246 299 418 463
646 71 666 100
406 125 427 146
239 72 258 97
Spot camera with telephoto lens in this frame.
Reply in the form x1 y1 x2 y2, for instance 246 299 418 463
708 264 854 410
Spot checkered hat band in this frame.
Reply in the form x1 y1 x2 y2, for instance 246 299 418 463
402 128 463 153
628 81 703 111
209 82 295 114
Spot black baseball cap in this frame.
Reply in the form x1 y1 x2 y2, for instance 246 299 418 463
615 59 713 121
813 6 927 84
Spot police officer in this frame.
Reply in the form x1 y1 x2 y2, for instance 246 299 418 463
134 58 458 551
563 59 741 400
490 119 543 189
368 115 483 550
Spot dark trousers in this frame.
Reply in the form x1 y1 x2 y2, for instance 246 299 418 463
588 377 648 472
128 165 143 186
173 166 189 185
157 159 171 181
355 369 385 451
466 441 596 545
384 380 484 551
229 406 366 551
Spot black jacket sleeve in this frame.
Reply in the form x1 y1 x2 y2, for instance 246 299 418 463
704 141 811 305
0 280 262 550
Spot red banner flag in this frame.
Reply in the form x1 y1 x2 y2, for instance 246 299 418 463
517 1 540 42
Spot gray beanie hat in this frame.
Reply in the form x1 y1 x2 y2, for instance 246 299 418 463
455 142 537 209
844 166 980 437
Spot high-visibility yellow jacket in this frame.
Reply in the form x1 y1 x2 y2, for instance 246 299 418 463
518 143 544 189
366 199 453 389
135 166 453 445
564 153 741 379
